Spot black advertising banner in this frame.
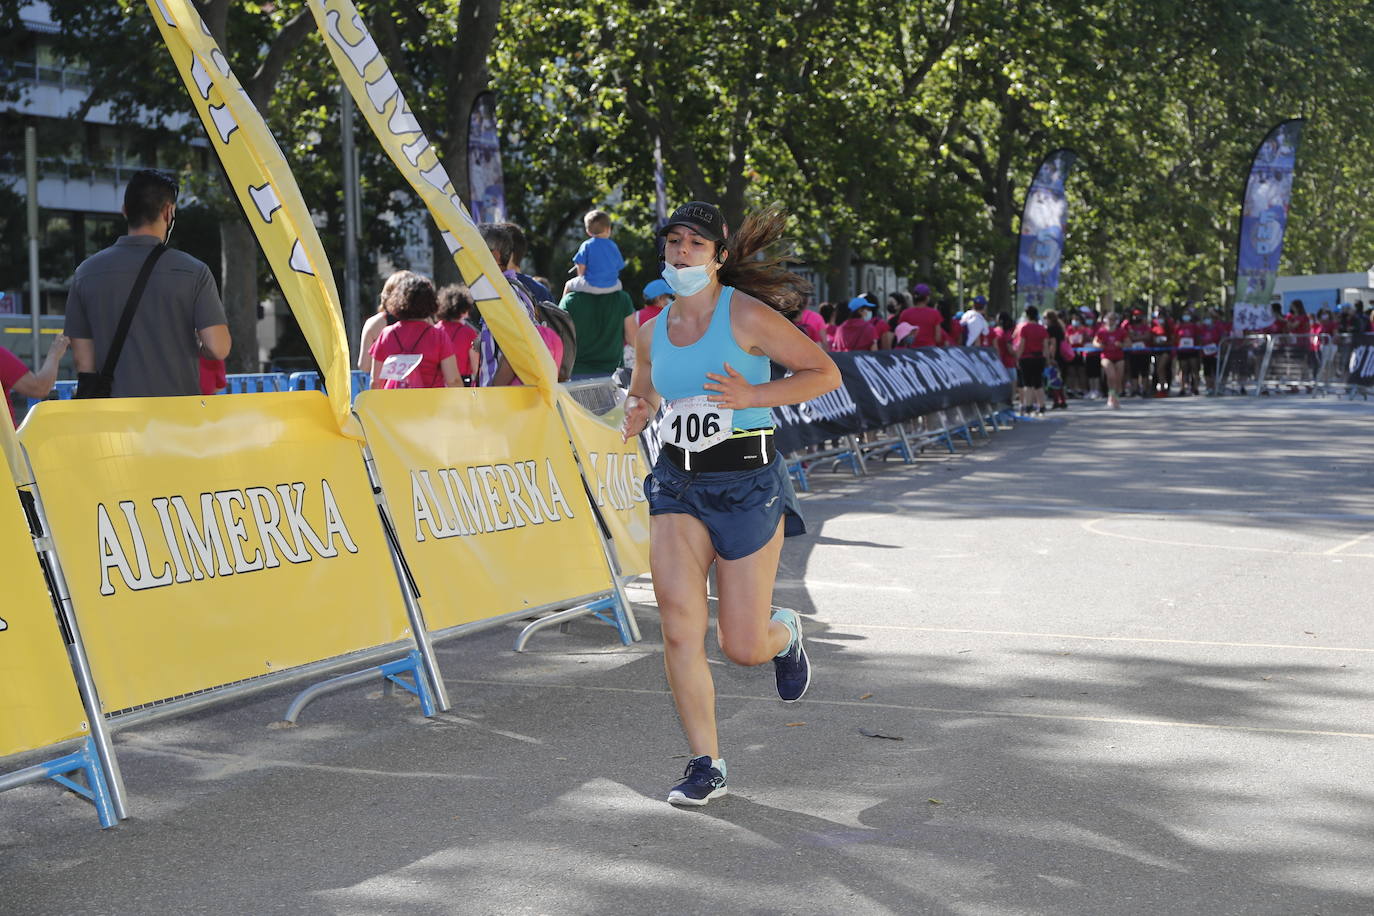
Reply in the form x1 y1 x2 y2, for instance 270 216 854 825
1347 334 1374 387
770 347 1014 454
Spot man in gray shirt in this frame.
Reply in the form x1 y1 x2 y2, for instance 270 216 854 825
65 169 231 397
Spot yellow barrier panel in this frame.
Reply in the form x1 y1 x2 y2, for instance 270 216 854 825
19 394 410 712
556 394 651 576
355 389 613 630
0 420 87 759
147 0 357 436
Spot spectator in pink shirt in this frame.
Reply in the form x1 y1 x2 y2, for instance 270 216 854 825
368 271 462 389
792 301 830 350
436 283 479 385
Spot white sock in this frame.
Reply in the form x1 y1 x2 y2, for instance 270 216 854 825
772 610 798 657
713 758 726 776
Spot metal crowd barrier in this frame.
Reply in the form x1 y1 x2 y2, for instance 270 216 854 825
1215 334 1354 397
782 399 1011 490
287 370 373 402
226 372 291 393
22 371 373 415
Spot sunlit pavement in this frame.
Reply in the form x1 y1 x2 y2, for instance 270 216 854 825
5 395 1373 915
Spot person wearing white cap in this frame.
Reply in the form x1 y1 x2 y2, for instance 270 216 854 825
960 295 990 346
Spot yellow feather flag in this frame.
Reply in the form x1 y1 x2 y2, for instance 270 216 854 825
146 0 358 437
1 408 27 487
307 0 557 400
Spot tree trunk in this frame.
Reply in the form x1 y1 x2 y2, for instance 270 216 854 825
429 0 503 287
826 232 854 303
989 192 1017 316
220 219 259 371
1095 225 1114 313
914 218 934 280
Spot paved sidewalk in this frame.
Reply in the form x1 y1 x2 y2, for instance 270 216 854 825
4 396 1373 915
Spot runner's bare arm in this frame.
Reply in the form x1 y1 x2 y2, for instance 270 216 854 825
705 295 840 410
621 317 660 441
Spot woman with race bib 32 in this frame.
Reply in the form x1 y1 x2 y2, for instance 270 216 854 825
620 202 840 807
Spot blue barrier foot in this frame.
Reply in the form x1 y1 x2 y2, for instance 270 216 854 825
40 738 117 828
380 651 437 717
283 652 440 723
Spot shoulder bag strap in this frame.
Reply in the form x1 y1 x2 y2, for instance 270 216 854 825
100 243 168 381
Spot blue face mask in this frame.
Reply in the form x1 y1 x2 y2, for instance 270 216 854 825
661 262 713 297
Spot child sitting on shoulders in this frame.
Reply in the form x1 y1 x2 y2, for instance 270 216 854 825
563 209 625 297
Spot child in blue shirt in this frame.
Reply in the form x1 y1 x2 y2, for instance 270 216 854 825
563 209 625 296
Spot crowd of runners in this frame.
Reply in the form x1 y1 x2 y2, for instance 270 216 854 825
803 286 1374 413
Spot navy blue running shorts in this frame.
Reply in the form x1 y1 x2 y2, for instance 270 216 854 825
646 452 805 561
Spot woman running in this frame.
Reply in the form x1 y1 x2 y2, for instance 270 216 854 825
620 201 840 806
1095 311 1127 408
1173 308 1202 396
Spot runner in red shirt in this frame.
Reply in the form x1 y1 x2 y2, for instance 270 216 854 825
1094 312 1127 408
1307 306 1335 388
1284 301 1310 334
1122 309 1152 398
1257 302 1288 335
1149 310 1176 396
1013 306 1052 415
1173 309 1202 396
1196 311 1224 392
992 313 1018 369
1064 312 1091 397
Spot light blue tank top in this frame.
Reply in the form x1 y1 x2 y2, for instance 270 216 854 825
651 286 773 431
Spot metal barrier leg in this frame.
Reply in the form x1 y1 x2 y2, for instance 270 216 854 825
361 441 452 714
844 435 867 475
552 398 643 648
0 737 117 829
969 405 990 439
283 650 434 724
15 454 131 822
894 424 915 463
513 595 620 652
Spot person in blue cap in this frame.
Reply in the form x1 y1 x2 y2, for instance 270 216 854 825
620 201 840 806
623 278 674 369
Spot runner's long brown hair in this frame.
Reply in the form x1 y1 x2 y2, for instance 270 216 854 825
717 206 810 318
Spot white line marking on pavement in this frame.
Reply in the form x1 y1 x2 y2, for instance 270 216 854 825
824 623 1374 654
1081 516 1374 558
444 679 1374 741
1324 530 1374 555
119 736 490 779
824 500 1374 523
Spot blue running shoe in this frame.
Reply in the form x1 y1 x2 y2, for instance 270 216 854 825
668 755 727 806
772 608 811 703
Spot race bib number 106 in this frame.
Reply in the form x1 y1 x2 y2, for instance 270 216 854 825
661 396 733 452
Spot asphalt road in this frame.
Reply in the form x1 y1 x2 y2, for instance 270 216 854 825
4 394 1373 915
